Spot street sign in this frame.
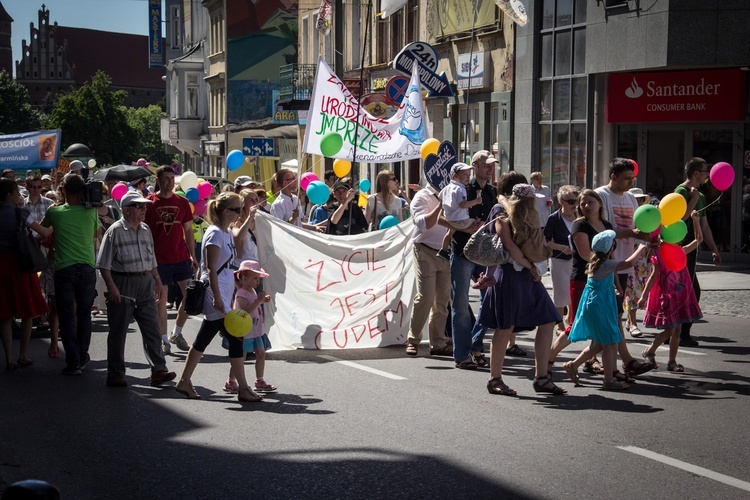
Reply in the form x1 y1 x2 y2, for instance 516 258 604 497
393 42 453 98
242 138 275 157
385 75 410 105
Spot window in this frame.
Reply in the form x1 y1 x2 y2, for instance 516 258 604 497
348 2 361 70
171 5 182 49
187 73 199 118
301 16 309 64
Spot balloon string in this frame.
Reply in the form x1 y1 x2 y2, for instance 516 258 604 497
697 191 723 212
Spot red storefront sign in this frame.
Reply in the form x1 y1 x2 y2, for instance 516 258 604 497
607 69 746 123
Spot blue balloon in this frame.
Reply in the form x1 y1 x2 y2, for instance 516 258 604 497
359 178 371 193
379 215 399 230
226 149 244 171
185 187 199 203
306 180 330 205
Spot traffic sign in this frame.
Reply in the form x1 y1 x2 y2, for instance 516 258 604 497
385 75 410 105
393 41 453 98
242 138 275 157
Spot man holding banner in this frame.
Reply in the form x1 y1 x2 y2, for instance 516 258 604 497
270 169 325 232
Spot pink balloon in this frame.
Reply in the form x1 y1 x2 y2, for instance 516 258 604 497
198 181 213 199
630 159 639 177
709 161 734 191
111 183 128 201
650 225 662 239
299 172 319 191
193 199 207 216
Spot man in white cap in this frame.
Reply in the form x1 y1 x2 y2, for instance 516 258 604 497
69 160 84 174
234 175 255 193
97 191 176 388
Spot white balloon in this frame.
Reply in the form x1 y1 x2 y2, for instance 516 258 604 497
88 159 96 168
180 171 198 191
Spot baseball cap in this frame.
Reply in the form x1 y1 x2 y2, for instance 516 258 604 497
471 150 499 165
234 176 254 188
234 259 269 278
450 162 473 177
120 191 153 207
69 160 84 171
591 230 617 254
333 181 351 191
512 183 546 199
42 174 53 181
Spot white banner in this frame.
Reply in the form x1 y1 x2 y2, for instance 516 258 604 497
302 56 430 163
255 211 416 350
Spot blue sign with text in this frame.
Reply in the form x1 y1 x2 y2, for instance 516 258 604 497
242 138 275 157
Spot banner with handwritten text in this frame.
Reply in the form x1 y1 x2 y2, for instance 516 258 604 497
302 56 429 163
255 211 415 350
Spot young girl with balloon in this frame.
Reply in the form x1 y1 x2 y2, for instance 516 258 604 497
638 211 703 373
223 260 274 395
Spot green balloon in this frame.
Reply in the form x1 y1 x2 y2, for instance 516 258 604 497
176 190 185 197
320 132 343 157
660 220 687 243
633 204 661 233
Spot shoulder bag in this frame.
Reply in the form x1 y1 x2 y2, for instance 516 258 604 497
15 208 48 273
183 256 233 316
463 215 511 267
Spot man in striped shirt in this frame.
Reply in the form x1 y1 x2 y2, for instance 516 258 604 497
96 191 176 388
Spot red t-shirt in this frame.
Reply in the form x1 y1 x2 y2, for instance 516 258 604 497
145 193 193 264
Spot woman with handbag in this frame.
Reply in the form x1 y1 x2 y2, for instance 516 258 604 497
175 192 264 402
365 170 403 230
0 178 53 370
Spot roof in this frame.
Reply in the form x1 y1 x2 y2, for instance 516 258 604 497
54 26 165 89
0 2 12 22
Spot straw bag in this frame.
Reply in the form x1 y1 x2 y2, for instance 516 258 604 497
463 216 510 266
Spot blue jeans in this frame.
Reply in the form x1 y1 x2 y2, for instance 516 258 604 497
55 264 97 368
450 253 487 362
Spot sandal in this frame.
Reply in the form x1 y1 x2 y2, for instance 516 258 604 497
17 356 34 368
602 377 630 390
583 357 604 374
238 387 264 402
254 380 277 393
472 352 488 368
533 376 567 395
175 380 201 399
455 359 478 370
642 349 658 368
629 324 643 338
487 377 517 396
613 370 635 383
623 358 655 377
562 361 579 385
405 344 418 356
667 361 685 372
506 344 527 357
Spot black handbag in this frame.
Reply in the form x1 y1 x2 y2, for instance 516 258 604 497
183 256 233 315
463 215 511 267
15 208 48 273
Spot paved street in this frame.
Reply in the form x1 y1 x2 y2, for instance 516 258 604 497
1 271 749 499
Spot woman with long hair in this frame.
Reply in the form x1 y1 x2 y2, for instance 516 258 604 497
0 178 53 370
365 170 403 230
175 192 263 402
232 188 260 266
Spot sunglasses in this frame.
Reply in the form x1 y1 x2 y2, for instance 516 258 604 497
389 177 397 181
562 199 577 205
127 203 147 209
227 207 242 214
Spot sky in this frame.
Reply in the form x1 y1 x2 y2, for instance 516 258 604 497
5 0 164 76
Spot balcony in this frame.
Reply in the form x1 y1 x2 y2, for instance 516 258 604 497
278 63 316 110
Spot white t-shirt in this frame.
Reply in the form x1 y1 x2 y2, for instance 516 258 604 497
595 186 638 275
270 192 302 227
200 225 237 320
534 184 552 227
439 180 470 223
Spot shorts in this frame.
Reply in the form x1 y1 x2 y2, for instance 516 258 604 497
157 260 194 285
222 334 271 353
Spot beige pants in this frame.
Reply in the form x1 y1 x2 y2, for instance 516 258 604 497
407 243 452 349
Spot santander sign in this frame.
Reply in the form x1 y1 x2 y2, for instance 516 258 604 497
608 69 745 123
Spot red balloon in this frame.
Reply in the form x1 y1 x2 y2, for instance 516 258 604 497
660 242 686 272
630 159 639 177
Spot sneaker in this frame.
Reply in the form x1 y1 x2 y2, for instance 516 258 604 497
61 365 82 376
223 379 239 394
169 332 190 351
254 379 277 392
162 341 172 356
506 344 527 357
79 353 91 370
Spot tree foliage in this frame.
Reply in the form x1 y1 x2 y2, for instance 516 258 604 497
47 71 137 165
0 70 42 134
124 104 174 166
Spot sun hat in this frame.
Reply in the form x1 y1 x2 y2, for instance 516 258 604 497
120 191 153 207
591 229 617 253
512 183 546 199
628 187 650 199
234 259 269 278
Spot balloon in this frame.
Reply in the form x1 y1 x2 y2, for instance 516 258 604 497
320 132 343 157
224 309 253 337
379 215 399 230
185 187 199 203
180 171 198 191
136 158 149 167
197 181 213 200
650 225 662 239
197 178 205 184
88 159 96 168
660 242 687 272
306 180 330 205
629 159 639 177
299 172 319 191
193 199 207 216
359 178 371 193
660 220 687 244
333 159 351 178
189 202 195 214
658 193 687 227
420 138 440 160
111 183 128 201
226 149 244 171
633 204 661 233
710 161 734 191
176 190 185 197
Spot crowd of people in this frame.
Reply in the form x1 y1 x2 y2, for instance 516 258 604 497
0 152 722 401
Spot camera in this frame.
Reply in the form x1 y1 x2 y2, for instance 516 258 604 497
80 166 103 208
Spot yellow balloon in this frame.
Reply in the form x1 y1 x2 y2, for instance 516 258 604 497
658 193 687 227
197 178 205 184
189 202 195 214
333 158 352 178
358 192 368 208
224 309 254 337
420 138 440 160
